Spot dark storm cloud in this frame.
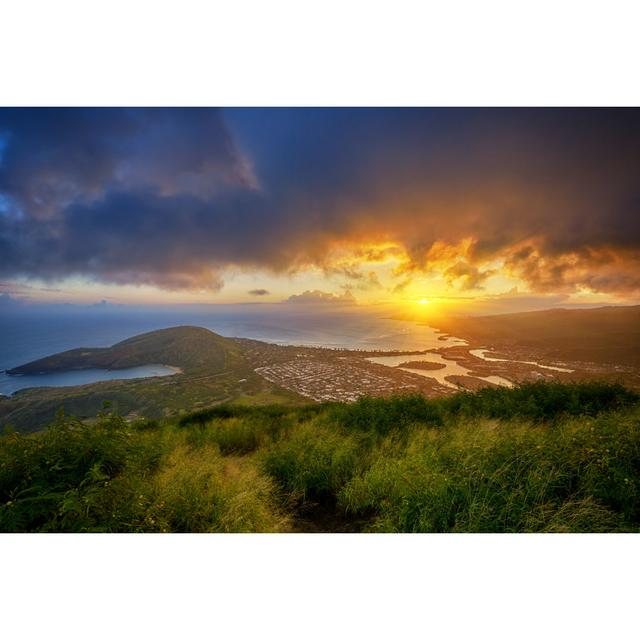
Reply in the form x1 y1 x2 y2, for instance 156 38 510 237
0 108 253 215
1 108 639 294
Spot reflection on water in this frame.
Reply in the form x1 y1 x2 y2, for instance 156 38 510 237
0 365 180 396
264 318 468 352
469 349 575 373
367 353 513 389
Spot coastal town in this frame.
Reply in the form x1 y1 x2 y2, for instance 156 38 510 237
254 359 419 402
238 336 639 404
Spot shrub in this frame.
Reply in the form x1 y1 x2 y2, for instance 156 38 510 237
131 417 162 431
185 417 267 455
178 403 323 427
442 381 638 422
328 394 443 435
183 409 297 455
0 414 163 532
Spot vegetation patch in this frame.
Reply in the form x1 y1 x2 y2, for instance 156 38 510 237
339 410 640 532
261 420 363 503
1 381 639 532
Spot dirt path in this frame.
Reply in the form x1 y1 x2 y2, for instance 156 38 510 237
290 500 371 533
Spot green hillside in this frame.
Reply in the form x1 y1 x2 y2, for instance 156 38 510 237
8 325 238 374
1 327 303 432
2 381 638 533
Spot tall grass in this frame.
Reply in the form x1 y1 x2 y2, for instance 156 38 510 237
0 413 287 532
143 445 289 532
1 381 638 532
261 420 362 502
339 408 640 532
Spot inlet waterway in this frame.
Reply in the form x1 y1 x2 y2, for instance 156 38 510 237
367 352 513 389
469 349 575 373
0 365 180 396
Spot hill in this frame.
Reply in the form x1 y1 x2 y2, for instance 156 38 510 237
7 325 237 375
1 327 303 431
431 305 640 366
1 381 638 533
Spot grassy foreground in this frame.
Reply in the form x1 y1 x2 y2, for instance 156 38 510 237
1 381 639 533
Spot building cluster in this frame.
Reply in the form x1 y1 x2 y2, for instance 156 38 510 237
255 360 416 402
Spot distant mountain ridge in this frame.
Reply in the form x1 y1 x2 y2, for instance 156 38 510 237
431 305 640 366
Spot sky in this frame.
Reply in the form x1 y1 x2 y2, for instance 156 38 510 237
1 107 639 317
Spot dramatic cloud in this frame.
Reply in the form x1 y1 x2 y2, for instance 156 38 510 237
285 290 356 305
444 261 496 291
0 108 253 216
1 108 639 297
248 289 270 296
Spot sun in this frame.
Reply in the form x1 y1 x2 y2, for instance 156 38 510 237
417 298 430 305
